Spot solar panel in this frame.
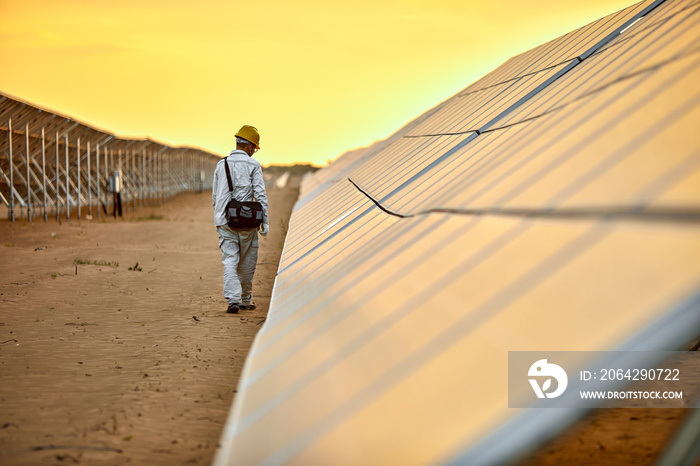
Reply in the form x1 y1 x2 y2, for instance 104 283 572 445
215 0 700 463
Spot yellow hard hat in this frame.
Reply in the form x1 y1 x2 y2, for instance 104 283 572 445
235 125 260 149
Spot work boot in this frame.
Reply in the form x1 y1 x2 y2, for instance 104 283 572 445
239 302 256 311
226 302 239 314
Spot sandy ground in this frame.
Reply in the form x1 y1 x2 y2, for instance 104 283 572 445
0 185 297 465
522 408 693 465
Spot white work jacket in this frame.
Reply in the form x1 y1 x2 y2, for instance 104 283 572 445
212 150 269 227
110 170 122 193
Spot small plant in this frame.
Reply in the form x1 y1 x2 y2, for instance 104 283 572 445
74 258 119 267
4 243 15 247
137 213 163 221
128 262 142 272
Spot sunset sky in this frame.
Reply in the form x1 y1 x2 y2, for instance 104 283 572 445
0 0 636 166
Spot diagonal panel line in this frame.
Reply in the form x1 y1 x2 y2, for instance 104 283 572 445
404 0 668 140
260 226 608 465
237 219 526 436
382 4 658 203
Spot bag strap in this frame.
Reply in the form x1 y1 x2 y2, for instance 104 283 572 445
223 156 235 194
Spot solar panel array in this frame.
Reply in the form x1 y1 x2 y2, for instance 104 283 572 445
0 92 220 222
216 0 700 464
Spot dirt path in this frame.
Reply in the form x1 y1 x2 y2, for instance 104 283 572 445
0 185 298 465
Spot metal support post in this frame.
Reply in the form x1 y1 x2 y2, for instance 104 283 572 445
87 141 92 218
141 149 145 208
55 132 59 222
25 124 31 222
131 149 139 210
149 151 153 205
157 152 160 203
65 134 70 222
119 149 125 214
129 150 133 211
77 138 81 219
158 152 162 203
105 149 114 216
96 144 100 219
132 150 135 209
123 149 128 213
132 149 137 209
147 152 151 205
157 151 160 204
161 152 165 202
41 128 47 222
8 119 14 221
106 148 111 214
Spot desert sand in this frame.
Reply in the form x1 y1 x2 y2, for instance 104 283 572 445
0 183 297 465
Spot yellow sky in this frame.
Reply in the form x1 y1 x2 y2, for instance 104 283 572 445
0 0 636 165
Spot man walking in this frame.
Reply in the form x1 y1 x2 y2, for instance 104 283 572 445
212 125 269 314
110 169 123 218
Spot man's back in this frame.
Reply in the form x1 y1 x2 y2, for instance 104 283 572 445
212 150 268 228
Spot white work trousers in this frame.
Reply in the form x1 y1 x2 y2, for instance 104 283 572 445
217 225 259 305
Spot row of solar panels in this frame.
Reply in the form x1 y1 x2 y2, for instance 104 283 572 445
0 92 222 157
0 92 221 220
217 0 700 464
